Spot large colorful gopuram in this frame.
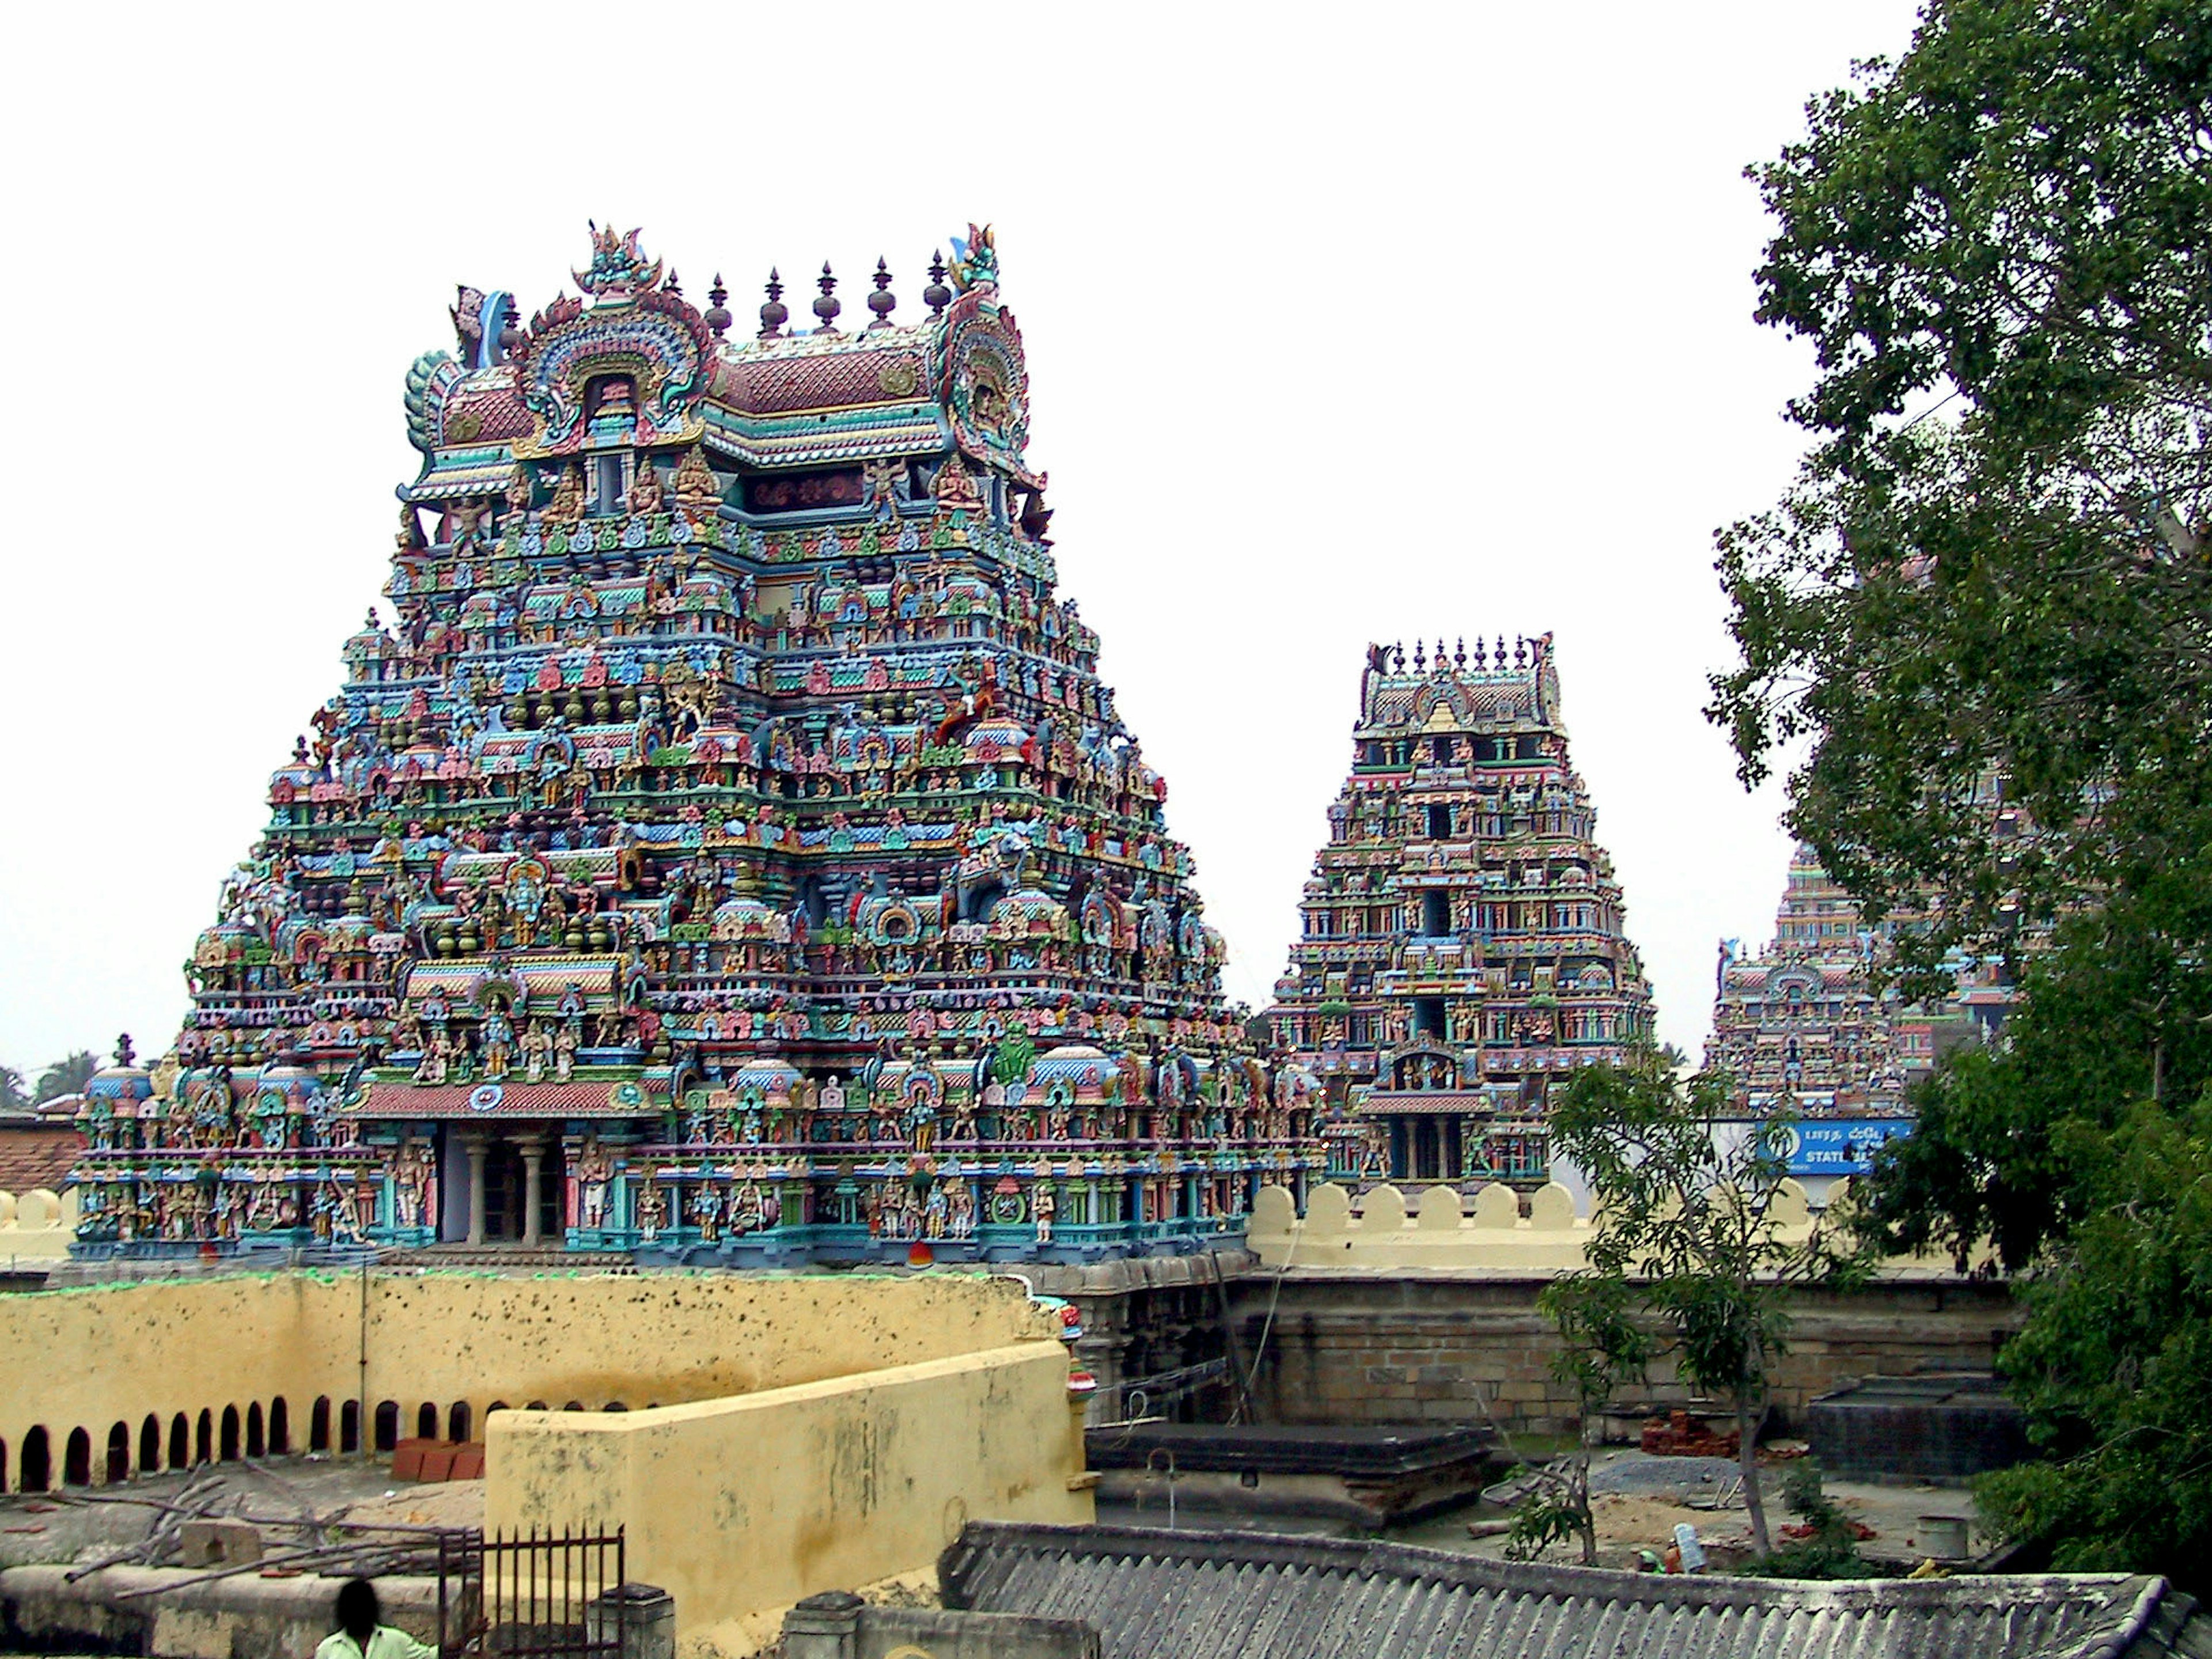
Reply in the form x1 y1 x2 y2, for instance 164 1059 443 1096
71 226 1317 1263
1266 638 1654 1188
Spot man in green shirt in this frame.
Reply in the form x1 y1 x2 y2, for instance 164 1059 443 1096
315 1578 438 1659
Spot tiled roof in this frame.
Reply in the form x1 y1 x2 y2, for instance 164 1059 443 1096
353 1080 651 1119
940 1524 2208 1659
1357 1089 1513 1116
0 1123 84 1192
407 454 518 500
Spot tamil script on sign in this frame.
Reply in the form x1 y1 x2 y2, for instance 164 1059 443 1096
1786 1120 1912 1174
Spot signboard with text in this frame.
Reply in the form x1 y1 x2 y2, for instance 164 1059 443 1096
1783 1119 1912 1175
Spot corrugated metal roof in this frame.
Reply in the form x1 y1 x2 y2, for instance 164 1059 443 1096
940 1524 2205 1659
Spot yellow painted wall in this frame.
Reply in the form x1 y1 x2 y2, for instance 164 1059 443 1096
361 1273 1053 1436
1247 1180 1609 1272
0 1271 1055 1493
0 1274 343 1486
0 1189 78 1260
1248 1178 1956 1275
486 1342 1093 1634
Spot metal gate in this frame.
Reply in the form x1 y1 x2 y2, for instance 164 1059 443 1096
471 1525 627 1659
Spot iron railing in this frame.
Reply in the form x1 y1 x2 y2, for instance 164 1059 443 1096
473 1524 627 1659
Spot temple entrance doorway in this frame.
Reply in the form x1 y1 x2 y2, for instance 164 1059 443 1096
482 1135 566 1244
1389 1116 1464 1183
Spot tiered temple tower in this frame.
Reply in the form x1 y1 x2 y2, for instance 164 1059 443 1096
1703 849 1906 1116
1704 844 2012 1115
71 227 1319 1263
1266 638 1653 1189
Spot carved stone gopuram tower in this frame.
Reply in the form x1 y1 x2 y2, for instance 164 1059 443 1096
71 227 1318 1263
1267 637 1654 1189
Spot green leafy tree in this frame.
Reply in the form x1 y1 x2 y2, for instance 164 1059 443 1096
33 1051 98 1105
1972 1098 2212 1584
1854 878 2212 1272
0 1064 29 1113
1544 1052 1858 1555
1509 1275 1649 1565
1713 0 2212 1582
1708 0 2211 993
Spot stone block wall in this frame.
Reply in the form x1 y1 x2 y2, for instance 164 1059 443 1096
1229 1274 2020 1438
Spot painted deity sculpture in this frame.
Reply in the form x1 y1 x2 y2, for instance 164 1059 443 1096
70 227 1315 1260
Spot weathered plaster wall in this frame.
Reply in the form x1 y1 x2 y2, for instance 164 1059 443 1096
487 1343 1093 1634
0 1560 445 1659
0 1275 342 1488
0 1271 1054 1493
362 1274 1053 1434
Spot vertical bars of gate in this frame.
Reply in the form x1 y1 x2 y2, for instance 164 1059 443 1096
471 1524 627 1659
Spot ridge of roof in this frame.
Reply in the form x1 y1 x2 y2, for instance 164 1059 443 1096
941 1521 2195 1659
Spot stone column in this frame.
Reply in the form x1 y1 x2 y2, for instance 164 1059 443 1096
462 1134 489 1247
518 1134 546 1248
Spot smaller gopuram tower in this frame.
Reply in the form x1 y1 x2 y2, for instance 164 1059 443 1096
1267 637 1654 1189
1699 842 2025 1117
1703 848 1908 1117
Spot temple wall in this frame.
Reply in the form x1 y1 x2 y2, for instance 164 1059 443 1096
0 1271 1054 1493
1234 1181 2006 1436
1243 1176 1906 1272
359 1272 1053 1426
0 1188 77 1260
486 1343 1092 1635
1228 1271 2018 1438
1245 1179 1611 1272
0 1275 339 1488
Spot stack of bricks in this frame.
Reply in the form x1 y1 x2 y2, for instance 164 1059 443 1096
392 1438 486 1482
1639 1411 1741 1458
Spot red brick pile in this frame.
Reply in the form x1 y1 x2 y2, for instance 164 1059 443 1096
391 1438 485 1482
1639 1411 1742 1459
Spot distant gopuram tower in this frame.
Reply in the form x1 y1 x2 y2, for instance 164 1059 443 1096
71 226 1315 1263
1266 637 1654 1189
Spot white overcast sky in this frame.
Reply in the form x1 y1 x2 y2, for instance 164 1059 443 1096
0 0 1925 1078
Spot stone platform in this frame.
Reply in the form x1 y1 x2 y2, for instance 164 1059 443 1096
1085 1423 1498 1526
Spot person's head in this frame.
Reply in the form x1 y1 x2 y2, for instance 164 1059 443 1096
335 1578 380 1642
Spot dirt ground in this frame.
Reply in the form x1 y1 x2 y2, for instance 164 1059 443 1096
0 1454 484 1575
1402 1447 1983 1571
